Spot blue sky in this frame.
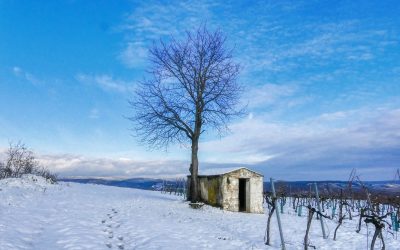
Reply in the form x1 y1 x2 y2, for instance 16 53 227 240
0 0 399 180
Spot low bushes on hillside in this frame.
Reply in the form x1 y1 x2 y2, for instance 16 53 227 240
0 142 57 183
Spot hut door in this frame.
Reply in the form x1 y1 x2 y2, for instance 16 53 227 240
239 178 247 212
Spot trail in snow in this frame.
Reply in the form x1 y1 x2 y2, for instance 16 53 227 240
1 175 399 249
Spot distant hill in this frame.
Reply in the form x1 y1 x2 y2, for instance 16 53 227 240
264 180 400 196
61 177 400 196
60 177 165 190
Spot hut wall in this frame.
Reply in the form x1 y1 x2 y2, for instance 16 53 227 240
207 176 222 206
198 177 208 201
249 176 264 213
221 175 239 211
188 168 263 213
220 169 264 213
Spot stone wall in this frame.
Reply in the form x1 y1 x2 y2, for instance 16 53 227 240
220 169 264 213
189 168 264 213
248 176 264 213
198 177 208 201
221 175 239 211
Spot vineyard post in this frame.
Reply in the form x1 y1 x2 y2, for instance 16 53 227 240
314 183 327 239
271 178 286 250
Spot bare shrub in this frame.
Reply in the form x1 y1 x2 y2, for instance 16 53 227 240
0 142 57 183
34 166 58 184
0 161 7 179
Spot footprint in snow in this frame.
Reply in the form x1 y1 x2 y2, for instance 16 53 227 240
103 208 125 249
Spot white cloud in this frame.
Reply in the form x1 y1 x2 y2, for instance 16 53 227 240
76 74 135 94
118 42 148 68
116 0 218 68
114 0 399 85
11 66 41 85
37 153 189 178
0 107 397 180
200 107 400 180
244 83 298 108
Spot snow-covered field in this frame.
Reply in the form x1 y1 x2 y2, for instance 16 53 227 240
1 175 399 249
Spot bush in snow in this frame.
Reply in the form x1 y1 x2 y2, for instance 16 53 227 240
0 142 57 183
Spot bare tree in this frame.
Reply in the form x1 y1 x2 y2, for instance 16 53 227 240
0 161 6 179
4 142 37 178
0 141 57 183
128 25 244 202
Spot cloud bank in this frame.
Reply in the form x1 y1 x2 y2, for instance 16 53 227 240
201 107 400 180
1 107 393 181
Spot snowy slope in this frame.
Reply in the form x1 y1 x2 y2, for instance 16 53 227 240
1 176 399 250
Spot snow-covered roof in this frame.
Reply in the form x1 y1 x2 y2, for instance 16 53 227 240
196 167 263 177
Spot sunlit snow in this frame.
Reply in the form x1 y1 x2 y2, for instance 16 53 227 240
1 176 399 249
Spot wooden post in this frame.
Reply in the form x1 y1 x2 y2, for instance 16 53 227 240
314 183 327 239
271 178 286 250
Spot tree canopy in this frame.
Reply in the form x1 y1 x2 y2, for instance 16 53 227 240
128 25 244 201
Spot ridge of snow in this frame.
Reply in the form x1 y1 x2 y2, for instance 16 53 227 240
0 174 55 190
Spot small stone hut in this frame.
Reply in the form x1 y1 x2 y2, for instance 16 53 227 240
188 167 264 213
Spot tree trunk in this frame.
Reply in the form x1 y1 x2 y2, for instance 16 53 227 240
333 220 342 241
347 206 353 220
379 231 385 250
264 206 275 245
370 228 380 250
304 208 314 250
334 190 344 240
356 208 365 233
189 138 199 202
370 228 385 250
293 197 297 210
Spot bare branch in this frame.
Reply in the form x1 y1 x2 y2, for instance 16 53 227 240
128 25 245 149
127 25 245 202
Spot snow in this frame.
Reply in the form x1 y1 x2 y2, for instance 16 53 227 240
1 174 53 189
1 176 399 249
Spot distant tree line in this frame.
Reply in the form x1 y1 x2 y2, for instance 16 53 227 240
0 142 57 183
